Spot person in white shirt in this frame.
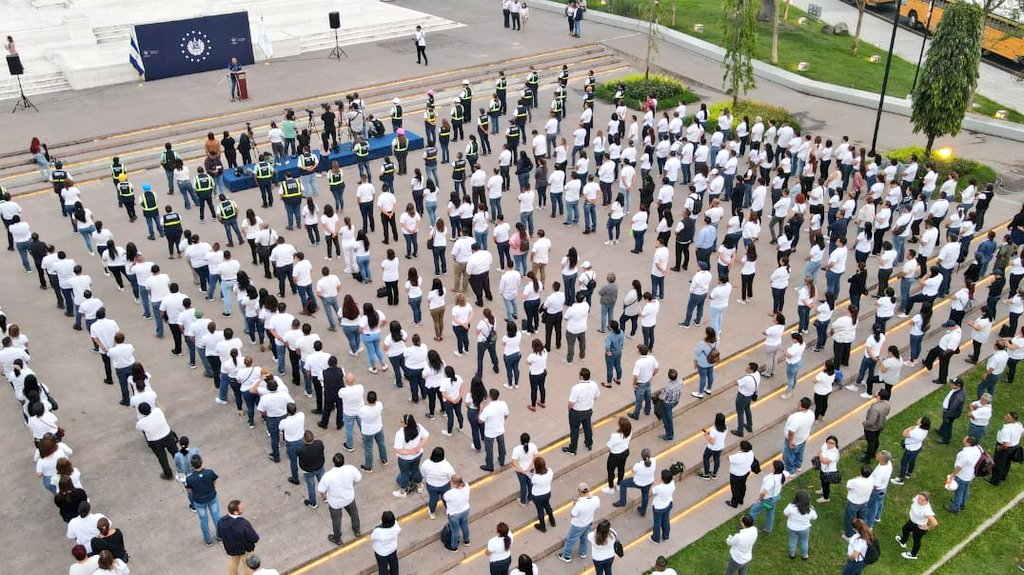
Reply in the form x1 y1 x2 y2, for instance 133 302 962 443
371 511 401 572
949 435 983 512
725 515 758 573
783 490 818 560
895 491 939 560
478 388 510 472
748 460 787 534
563 369 600 454
866 451 893 527
135 402 177 479
318 452 362 544
442 475 471 549
843 465 875 537
564 293 590 364
558 482 601 562
66 502 108 554
783 398 815 473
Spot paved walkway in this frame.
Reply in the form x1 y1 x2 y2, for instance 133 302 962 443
784 0 1024 108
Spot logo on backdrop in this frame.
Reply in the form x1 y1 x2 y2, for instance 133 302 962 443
180 29 212 63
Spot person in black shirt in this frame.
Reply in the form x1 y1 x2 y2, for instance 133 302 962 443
298 430 326 508
322 106 338 150
186 455 221 546
54 476 88 523
90 517 128 562
217 499 259 575
221 131 238 169
27 232 48 289
319 357 346 429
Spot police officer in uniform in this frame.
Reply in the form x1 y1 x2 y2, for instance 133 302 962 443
162 205 183 257
525 66 539 109
254 153 276 208
380 156 396 194
193 167 216 223
390 97 403 132
514 99 529 135
279 175 304 230
424 143 439 186
140 183 163 240
298 146 320 198
327 160 345 212
477 109 492 156
354 136 372 182
438 121 452 164
452 154 467 196
392 130 409 176
50 160 69 211
551 95 564 133
488 94 501 135
554 84 568 121
459 80 473 121
110 157 126 191
451 99 465 142
116 174 138 222
424 104 438 147
216 193 243 247
495 71 508 115
466 138 480 175
506 125 521 159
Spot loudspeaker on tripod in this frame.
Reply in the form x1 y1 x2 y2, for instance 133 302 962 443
7 55 24 76
329 12 340 30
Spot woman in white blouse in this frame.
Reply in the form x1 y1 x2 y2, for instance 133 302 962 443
602 417 632 495
816 435 840 502
400 203 421 259
420 446 455 519
748 460 787 533
782 332 805 399
451 293 473 356
339 216 358 273
521 272 543 334
829 305 859 367
783 489 818 560
427 278 447 342
485 522 514 574
405 268 424 327
502 321 523 389
381 248 401 306
320 205 341 261
511 433 538 505
530 456 555 532
429 219 448 276
359 302 387 373
813 360 837 421
587 519 617 574
371 511 402 573
770 258 790 315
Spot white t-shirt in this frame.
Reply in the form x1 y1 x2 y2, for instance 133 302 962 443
317 465 362 508
479 400 510 438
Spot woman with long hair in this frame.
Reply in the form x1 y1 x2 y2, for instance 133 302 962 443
392 414 429 497
605 192 625 245
424 179 439 227
530 456 555 532
511 433 538 505
842 518 875 575
603 319 624 388
382 322 408 389
830 305 859 367
423 350 446 420
502 321 523 389
405 268 423 326
698 413 728 479
302 197 320 246
616 448 656 514
602 417 632 494
770 257 791 314
451 293 473 356
101 239 129 291
419 446 454 519
475 308 500 377
782 332 805 399
53 476 88 523
354 230 373 283
525 339 548 411
813 359 837 420
440 364 464 434
466 376 487 452
340 216 357 273
796 275 816 333
906 304 932 366
72 202 97 254
321 204 341 260
382 248 400 306
92 550 128 575
748 460 787 533
739 242 757 304
360 302 387 373
893 417 930 484
430 218 448 275
817 435 840 502
510 223 530 276
340 295 362 355
240 209 264 265
783 489 818 560
587 519 617 575
427 278 447 341
619 279 642 338
693 327 718 397
521 271 542 334
812 292 835 353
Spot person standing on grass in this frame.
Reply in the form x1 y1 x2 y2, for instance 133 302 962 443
724 515 757 575
841 518 875 575
859 389 891 463
865 451 892 527
895 491 939 561
989 411 1022 485
937 378 966 445
947 435 983 513
782 490 817 560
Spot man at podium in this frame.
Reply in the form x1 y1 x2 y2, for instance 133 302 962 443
228 57 242 101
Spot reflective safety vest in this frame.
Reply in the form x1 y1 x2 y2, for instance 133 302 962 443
110 163 126 180
452 159 467 180
506 127 521 144
556 87 567 102
194 174 215 194
558 70 569 84
425 108 437 125
299 153 317 169
354 142 369 158
391 104 403 122
424 147 437 165
117 181 135 197
393 138 408 153
140 191 159 213
162 211 182 228
584 92 595 107
219 199 238 220
551 98 563 115
467 140 478 157
51 170 67 184
478 115 490 132
451 104 464 122
382 161 395 177
460 86 472 100
328 171 344 187
439 125 451 141
585 75 596 88
496 76 507 92
515 105 528 120
281 179 303 199
526 72 538 88
255 162 274 181
522 89 534 103
489 99 500 114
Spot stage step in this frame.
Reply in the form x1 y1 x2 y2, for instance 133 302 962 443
0 71 71 101
297 16 462 53
93 24 130 45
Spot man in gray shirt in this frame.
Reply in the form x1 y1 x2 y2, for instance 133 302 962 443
597 273 618 333
858 388 891 463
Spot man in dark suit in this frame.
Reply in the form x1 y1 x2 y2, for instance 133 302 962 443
318 356 346 430
937 378 965 444
217 499 259 575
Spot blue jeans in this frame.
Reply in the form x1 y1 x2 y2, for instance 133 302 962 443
285 202 301 228
652 503 672 542
220 278 236 315
194 499 221 545
605 353 622 385
786 361 802 393
362 430 388 469
826 270 842 298
447 509 470 548
151 299 164 337
866 489 886 527
561 522 591 559
343 413 361 449
697 366 714 394
583 202 597 231
396 454 422 491
321 296 339 330
783 441 806 474
749 495 779 532
357 255 371 282
427 482 451 514
303 467 325 504
286 439 303 481
297 284 315 312
843 501 868 537
682 293 706 325
566 200 579 225
651 275 665 301
266 416 283 460
660 400 678 439
206 273 221 300
342 325 361 354
504 353 521 388
362 332 384 369
631 381 652 418
16 241 31 271
600 303 614 332
502 297 517 321
710 307 724 336
617 478 651 514
950 478 971 511
788 527 811 558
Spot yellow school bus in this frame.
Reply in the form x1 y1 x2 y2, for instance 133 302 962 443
900 0 1024 63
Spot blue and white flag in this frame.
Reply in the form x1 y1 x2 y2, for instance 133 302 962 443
129 26 145 76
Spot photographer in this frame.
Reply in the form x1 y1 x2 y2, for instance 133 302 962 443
321 104 338 150
346 101 367 141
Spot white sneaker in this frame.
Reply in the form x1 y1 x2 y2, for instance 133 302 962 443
895 536 907 549
690 391 706 399
901 552 918 560
214 398 228 405
368 367 378 374
429 511 436 519
454 351 463 357
601 487 616 495
392 490 407 498
859 392 872 399
343 268 352 273
382 363 389 372
897 313 910 318
844 384 860 392
780 393 792 400
441 430 452 436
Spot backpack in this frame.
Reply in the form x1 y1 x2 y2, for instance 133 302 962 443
974 447 994 478
440 523 457 551
864 538 881 565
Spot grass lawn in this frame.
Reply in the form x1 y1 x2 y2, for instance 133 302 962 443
973 95 1024 124
939 500 1024 573
664 364 1024 574
594 0 1024 124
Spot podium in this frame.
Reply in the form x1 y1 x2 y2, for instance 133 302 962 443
237 71 249 100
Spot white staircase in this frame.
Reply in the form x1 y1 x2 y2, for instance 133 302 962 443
92 24 129 45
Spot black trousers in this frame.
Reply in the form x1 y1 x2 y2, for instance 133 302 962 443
544 312 563 350
924 347 954 384
100 353 113 384
990 446 1017 485
673 241 690 271
415 44 427 64
375 551 399 575
147 433 177 477
321 395 343 429
729 472 749 506
469 272 492 307
380 214 398 243
863 428 882 459
49 273 64 308
814 392 830 420
169 324 183 355
607 449 630 488
567 408 593 452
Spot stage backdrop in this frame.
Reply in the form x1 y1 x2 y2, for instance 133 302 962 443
134 12 254 81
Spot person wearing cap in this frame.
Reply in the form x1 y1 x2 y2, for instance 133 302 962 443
937 378 966 444
924 321 962 386
558 482 601 562
459 80 473 126
139 183 163 241
390 98 403 133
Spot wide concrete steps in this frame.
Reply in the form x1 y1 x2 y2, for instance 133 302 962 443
0 70 71 102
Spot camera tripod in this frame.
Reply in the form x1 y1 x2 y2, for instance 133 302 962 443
328 29 348 60
306 112 319 136
11 76 38 113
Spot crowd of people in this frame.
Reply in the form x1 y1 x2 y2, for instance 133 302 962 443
4 40 1024 575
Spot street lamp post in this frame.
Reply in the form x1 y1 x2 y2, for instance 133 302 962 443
910 0 936 92
869 4 902 156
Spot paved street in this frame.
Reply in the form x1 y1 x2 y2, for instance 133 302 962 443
1 2 1021 575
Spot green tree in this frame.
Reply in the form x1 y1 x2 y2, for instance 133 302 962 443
722 0 759 106
910 1 982 155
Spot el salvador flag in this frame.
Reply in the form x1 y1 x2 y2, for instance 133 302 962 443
129 27 145 77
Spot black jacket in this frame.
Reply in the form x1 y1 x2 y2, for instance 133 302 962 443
217 515 259 556
943 388 965 419
322 366 345 403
